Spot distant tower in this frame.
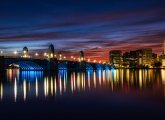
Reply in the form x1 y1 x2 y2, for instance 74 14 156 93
79 51 84 62
48 44 55 58
23 46 29 58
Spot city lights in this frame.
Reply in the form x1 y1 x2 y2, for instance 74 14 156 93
1 1 165 118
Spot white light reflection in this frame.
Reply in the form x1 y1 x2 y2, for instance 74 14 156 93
93 71 96 88
51 77 54 96
14 78 17 102
54 77 57 96
139 70 142 89
0 82 3 100
23 80 26 101
36 77 38 97
162 69 165 84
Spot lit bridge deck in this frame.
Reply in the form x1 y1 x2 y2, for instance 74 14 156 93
0 56 113 70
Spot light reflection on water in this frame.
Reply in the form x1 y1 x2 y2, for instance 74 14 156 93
0 69 165 102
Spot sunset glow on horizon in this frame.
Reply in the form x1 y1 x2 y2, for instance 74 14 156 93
0 0 165 61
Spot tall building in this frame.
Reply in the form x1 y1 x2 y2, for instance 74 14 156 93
109 50 122 68
136 48 152 67
79 51 84 62
160 40 165 67
48 44 55 58
22 46 29 58
123 49 155 68
122 51 138 68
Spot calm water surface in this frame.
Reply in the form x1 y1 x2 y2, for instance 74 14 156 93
0 69 165 119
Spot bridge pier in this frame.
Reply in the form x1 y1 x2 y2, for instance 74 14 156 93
46 59 57 71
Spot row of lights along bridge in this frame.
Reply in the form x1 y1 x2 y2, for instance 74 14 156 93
0 44 106 64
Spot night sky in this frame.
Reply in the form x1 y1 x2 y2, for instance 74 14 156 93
0 0 165 61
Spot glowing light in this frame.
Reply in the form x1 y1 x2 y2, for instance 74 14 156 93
88 59 90 62
99 70 101 85
162 69 165 84
44 52 47 56
139 70 142 89
94 71 96 88
14 50 18 55
35 53 39 56
36 78 38 97
87 71 90 89
0 82 3 100
94 60 96 63
50 53 53 58
23 80 26 101
44 77 49 97
59 75 62 95
54 78 57 96
51 77 53 96
14 78 17 102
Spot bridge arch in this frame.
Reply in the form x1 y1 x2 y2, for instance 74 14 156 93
8 61 43 70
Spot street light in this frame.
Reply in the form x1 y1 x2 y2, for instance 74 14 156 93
0 51 3 56
44 52 47 56
14 50 18 55
35 53 38 56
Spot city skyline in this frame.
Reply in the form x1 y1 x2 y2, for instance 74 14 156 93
0 0 165 61
0 43 165 63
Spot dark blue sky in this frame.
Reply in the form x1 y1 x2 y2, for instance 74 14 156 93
0 0 165 61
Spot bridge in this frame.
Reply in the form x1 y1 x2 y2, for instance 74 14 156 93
0 56 112 71
0 45 113 71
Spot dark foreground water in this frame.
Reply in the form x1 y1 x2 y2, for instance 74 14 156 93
0 69 165 119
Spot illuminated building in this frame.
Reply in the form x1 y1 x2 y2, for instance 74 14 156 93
159 40 165 67
22 46 29 58
122 51 138 68
136 48 153 67
109 50 122 68
48 44 55 58
123 49 156 68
